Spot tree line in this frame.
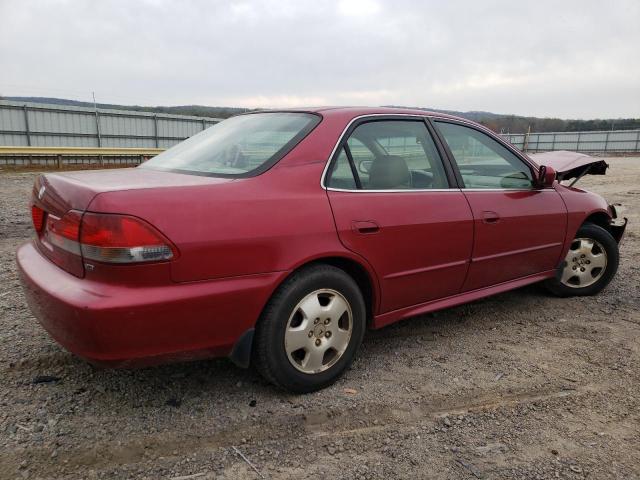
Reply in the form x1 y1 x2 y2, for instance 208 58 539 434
473 115 640 134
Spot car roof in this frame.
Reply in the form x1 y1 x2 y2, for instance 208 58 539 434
254 106 464 122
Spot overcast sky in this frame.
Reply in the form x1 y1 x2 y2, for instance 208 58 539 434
1 0 638 119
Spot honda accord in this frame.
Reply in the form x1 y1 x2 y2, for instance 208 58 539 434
17 107 627 392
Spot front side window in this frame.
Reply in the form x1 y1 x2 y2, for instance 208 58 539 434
326 120 449 190
434 121 534 189
141 112 319 177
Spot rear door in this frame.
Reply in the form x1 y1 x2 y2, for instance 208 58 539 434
325 117 473 314
433 120 567 291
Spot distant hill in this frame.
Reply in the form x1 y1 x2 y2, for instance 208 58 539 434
3 96 639 133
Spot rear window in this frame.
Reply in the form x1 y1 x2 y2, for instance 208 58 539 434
141 112 320 177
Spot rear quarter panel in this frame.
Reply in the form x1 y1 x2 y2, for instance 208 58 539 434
87 161 344 282
85 112 382 315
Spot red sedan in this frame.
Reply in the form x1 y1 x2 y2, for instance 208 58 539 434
17 107 627 392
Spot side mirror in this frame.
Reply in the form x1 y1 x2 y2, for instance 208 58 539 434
537 165 556 188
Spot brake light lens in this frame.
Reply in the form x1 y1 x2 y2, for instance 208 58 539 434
31 205 45 233
45 211 82 255
41 210 176 265
80 213 175 264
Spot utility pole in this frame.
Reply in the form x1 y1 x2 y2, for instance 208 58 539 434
523 125 531 153
93 91 103 165
92 91 102 147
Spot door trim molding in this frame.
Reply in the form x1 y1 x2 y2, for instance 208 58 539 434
384 259 469 280
327 187 460 193
472 242 563 263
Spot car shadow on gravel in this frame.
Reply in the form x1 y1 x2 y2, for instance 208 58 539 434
28 282 554 411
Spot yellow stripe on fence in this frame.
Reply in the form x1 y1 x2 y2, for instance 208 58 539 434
0 146 165 156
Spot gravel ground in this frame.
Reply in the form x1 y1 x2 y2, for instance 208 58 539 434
0 158 639 480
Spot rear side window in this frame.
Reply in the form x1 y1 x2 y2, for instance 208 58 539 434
327 149 358 189
326 120 449 190
435 121 534 189
141 112 320 177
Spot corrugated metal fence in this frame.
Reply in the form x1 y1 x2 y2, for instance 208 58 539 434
501 129 640 153
2 100 639 167
0 100 221 149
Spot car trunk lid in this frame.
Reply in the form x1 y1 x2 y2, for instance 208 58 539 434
32 174 88 277
31 168 232 277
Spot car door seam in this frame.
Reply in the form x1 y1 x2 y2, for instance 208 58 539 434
322 188 384 314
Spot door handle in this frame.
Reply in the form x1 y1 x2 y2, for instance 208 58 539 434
352 220 380 234
482 211 500 224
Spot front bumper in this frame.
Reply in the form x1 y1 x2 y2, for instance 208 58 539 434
609 203 628 243
17 241 286 367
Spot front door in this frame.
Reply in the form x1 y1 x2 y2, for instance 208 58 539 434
433 120 567 291
325 118 474 313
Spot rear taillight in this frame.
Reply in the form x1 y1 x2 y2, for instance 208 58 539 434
80 213 176 264
31 205 45 233
45 211 82 255
42 210 176 264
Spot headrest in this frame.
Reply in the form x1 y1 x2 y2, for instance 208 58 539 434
368 155 410 189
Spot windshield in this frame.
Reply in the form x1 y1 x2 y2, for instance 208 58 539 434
141 112 320 177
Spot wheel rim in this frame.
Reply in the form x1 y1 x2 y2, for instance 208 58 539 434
284 289 353 374
560 237 608 288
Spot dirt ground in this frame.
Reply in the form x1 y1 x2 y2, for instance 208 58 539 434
0 157 638 480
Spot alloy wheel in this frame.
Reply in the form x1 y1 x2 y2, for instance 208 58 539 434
284 289 353 374
560 237 608 288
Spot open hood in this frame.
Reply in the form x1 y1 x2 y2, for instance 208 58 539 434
528 151 608 182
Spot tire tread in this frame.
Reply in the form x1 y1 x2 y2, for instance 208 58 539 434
253 264 365 392
545 222 619 297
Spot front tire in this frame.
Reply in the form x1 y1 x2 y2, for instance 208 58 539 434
545 223 619 297
253 265 366 393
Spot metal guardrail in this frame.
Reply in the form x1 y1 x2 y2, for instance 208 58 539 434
0 146 164 168
0 146 164 155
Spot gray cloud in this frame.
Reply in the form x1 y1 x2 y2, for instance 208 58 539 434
1 0 638 118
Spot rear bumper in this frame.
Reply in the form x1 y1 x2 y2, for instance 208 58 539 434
16 241 286 367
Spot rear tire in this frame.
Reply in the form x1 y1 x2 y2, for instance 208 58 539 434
545 223 619 297
253 265 366 393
